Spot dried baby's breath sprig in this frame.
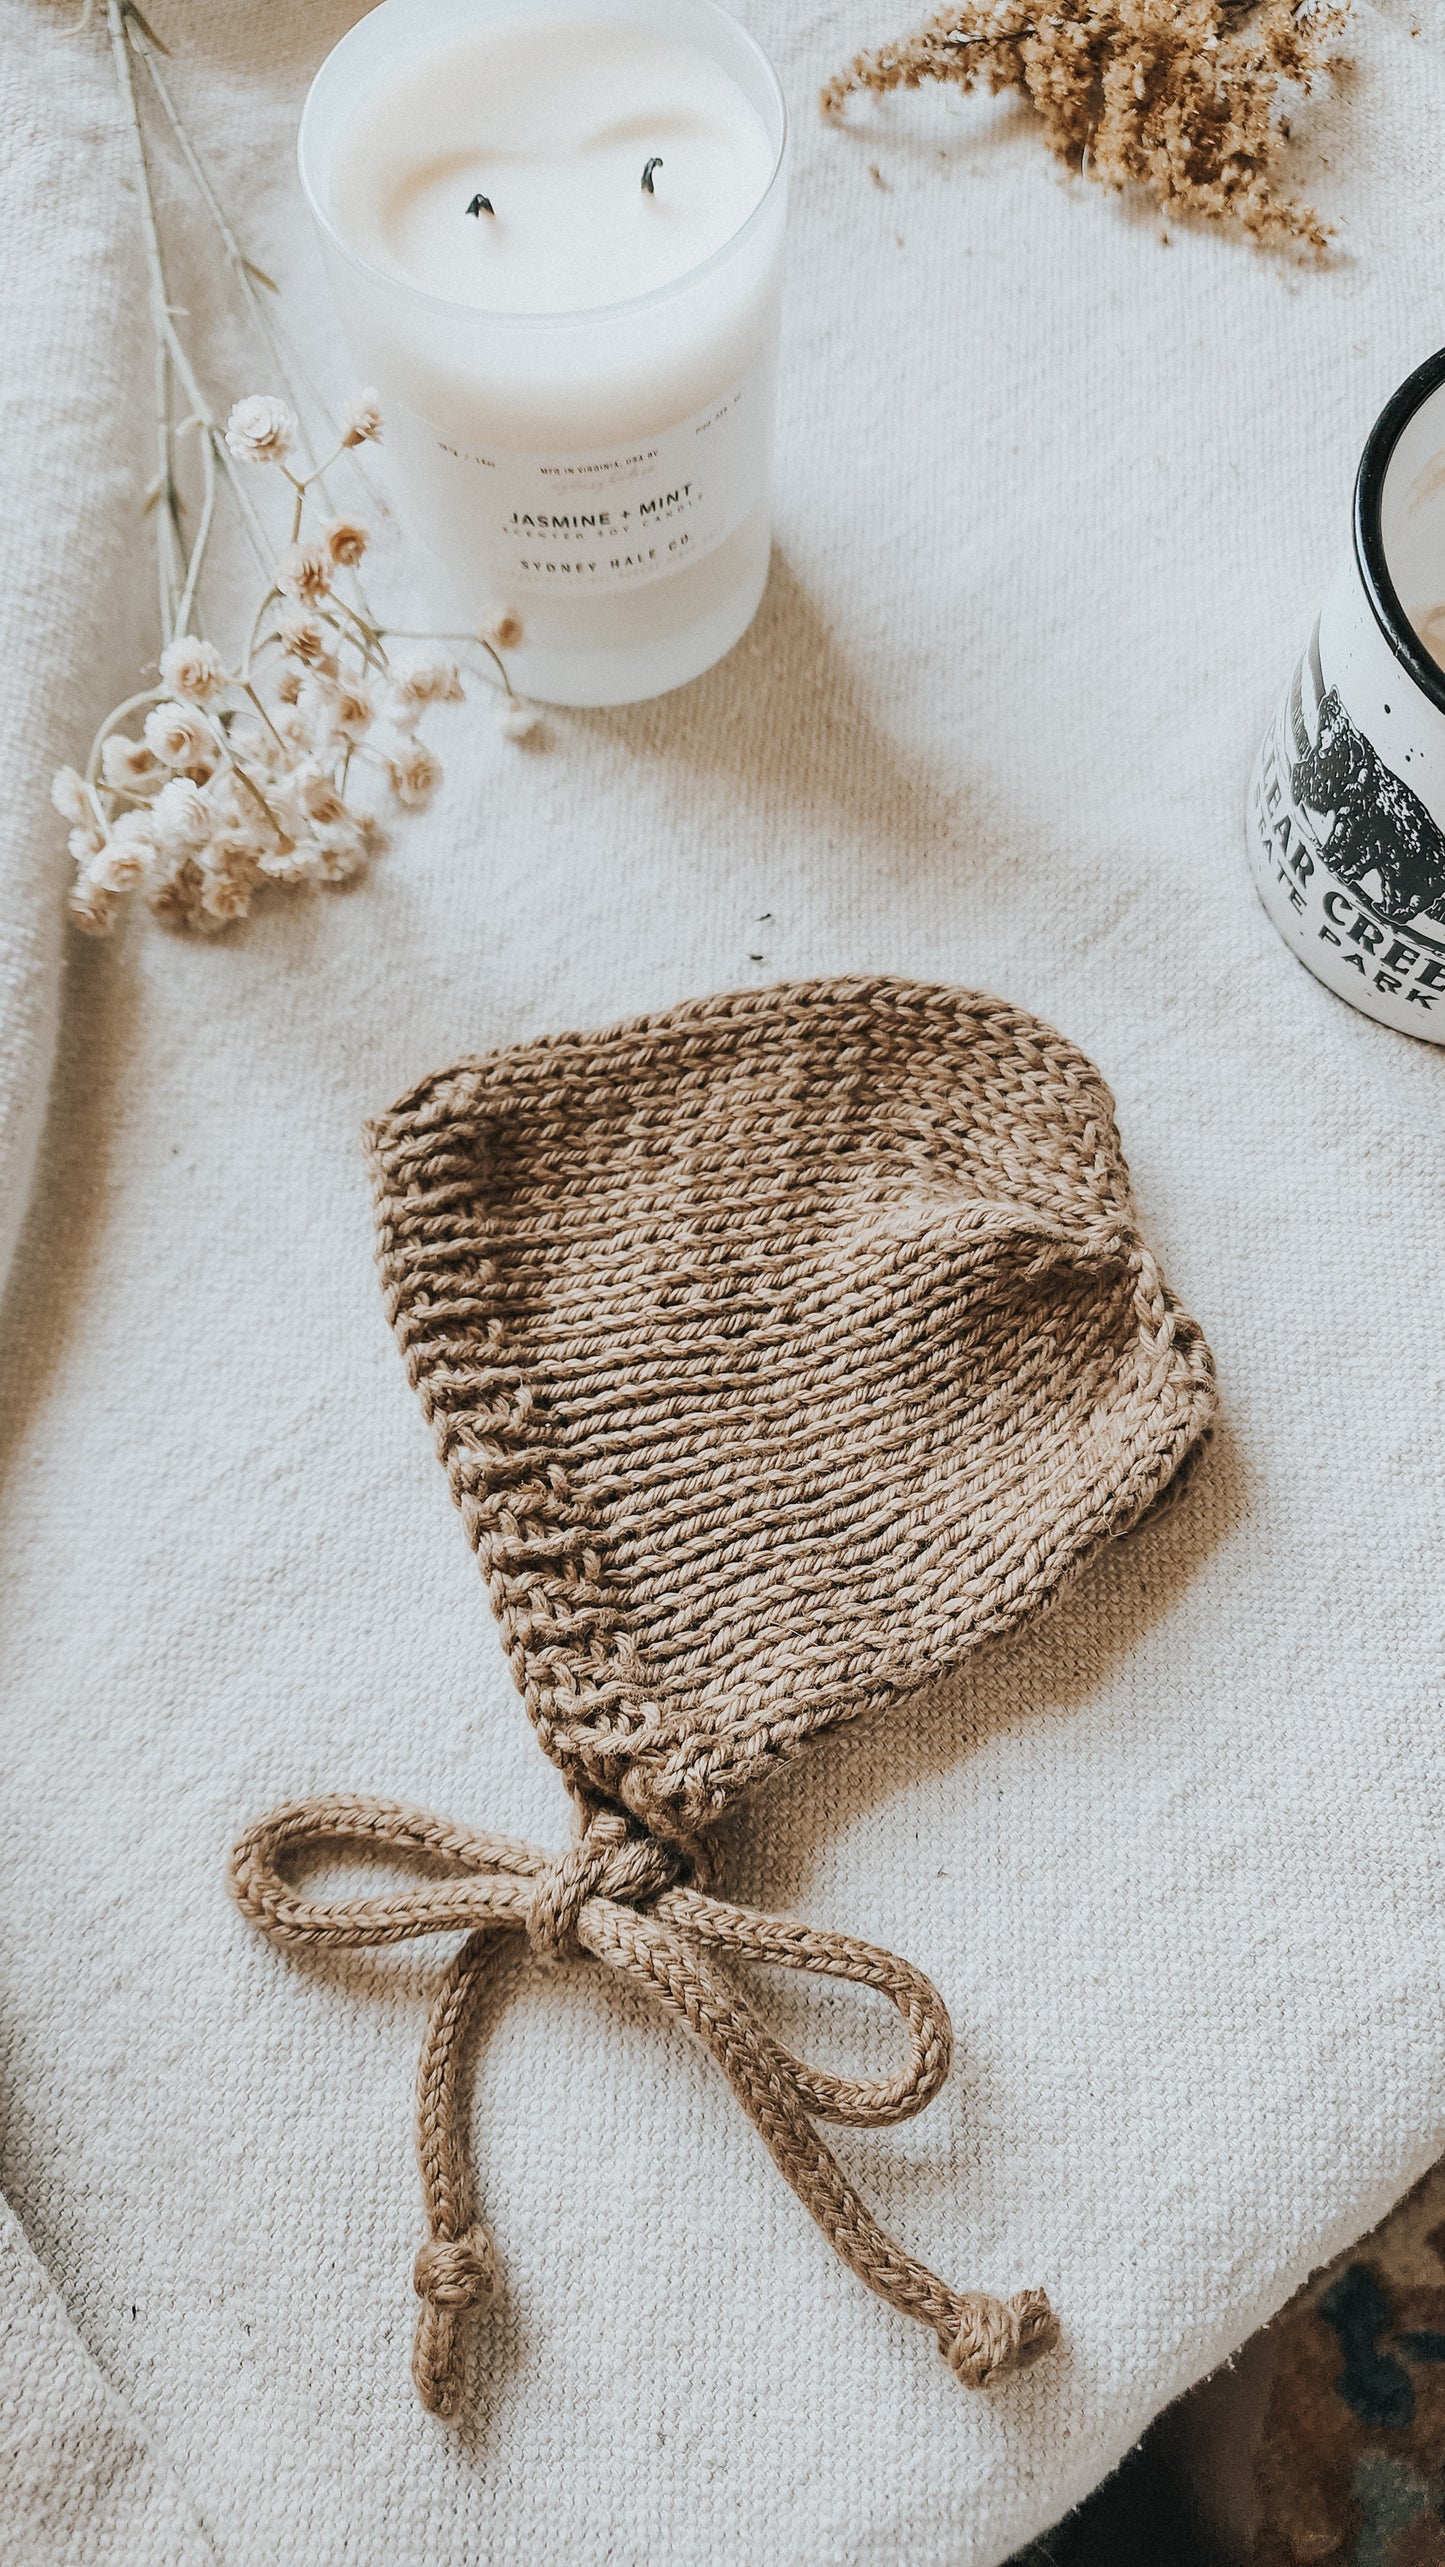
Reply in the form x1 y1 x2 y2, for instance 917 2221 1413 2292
60 384 538 939
387 740 444 809
341 391 383 449
323 517 369 569
69 880 121 938
58 3 539 943
224 394 298 467
276 612 334 669
50 768 93 827
68 816 105 867
482 607 525 653
822 0 1351 248
500 697 546 744
158 635 226 703
143 700 218 772
100 734 158 790
386 654 467 730
276 541 334 607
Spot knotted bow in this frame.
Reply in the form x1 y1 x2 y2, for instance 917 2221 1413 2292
229 1795 1058 2417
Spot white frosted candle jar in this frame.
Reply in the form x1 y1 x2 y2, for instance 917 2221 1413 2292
299 0 789 706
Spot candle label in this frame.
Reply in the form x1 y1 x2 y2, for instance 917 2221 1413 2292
412 362 770 593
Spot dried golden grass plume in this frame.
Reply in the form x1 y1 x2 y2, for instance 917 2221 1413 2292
821 0 1351 248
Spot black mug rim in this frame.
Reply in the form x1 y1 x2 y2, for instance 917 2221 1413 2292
1354 342 1445 721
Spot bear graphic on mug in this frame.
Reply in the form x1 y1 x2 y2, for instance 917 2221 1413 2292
1291 687 1445 929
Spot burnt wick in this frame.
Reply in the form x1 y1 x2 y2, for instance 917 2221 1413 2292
466 193 495 219
641 157 663 195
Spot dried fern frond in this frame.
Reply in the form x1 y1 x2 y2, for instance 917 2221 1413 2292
822 0 1351 247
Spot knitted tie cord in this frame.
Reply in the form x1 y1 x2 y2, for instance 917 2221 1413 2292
233 976 1215 2419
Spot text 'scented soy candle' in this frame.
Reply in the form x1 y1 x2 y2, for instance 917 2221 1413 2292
299 0 789 706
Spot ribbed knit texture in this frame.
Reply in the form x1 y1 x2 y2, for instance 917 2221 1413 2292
368 978 1215 1841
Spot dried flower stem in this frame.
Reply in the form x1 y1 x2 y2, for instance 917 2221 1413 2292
85 687 167 786
57 5 543 941
384 630 515 696
124 11 387 549
106 0 273 619
107 0 182 635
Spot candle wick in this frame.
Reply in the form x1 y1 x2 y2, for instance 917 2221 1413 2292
466 193 496 219
641 157 663 196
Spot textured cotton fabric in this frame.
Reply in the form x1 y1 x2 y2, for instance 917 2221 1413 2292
0 2200 216 2567
1 4 1444 2564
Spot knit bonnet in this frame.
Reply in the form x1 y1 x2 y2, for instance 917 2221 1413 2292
233 977 1215 2417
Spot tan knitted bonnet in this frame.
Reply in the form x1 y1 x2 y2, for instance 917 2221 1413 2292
232 977 1215 2418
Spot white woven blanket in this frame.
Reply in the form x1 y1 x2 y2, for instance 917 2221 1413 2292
2 5 1442 2561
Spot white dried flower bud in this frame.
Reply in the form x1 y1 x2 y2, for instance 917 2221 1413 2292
322 517 369 569
145 858 207 928
332 683 374 741
89 837 148 894
382 686 421 733
206 828 267 881
312 819 367 882
341 390 383 448
481 608 524 652
144 700 217 772
500 696 545 744
100 734 157 791
277 544 333 606
115 805 160 842
199 864 255 923
276 707 312 756
51 766 92 825
92 809 164 890
388 740 442 808
305 785 349 832
205 821 258 862
390 653 464 712
159 635 228 705
225 394 298 467
152 776 211 857
257 842 317 888
68 879 118 936
68 819 105 865
277 612 335 667
275 666 303 706
286 760 349 828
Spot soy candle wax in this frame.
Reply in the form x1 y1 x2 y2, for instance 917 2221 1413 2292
299 0 789 706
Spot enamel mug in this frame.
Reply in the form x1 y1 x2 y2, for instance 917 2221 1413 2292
1248 346 1445 1042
